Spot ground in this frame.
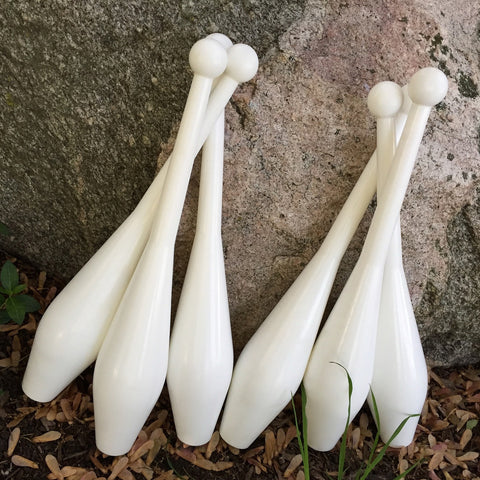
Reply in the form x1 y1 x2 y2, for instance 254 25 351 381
0 252 479 480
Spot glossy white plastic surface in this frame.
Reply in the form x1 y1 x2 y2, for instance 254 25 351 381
167 111 233 446
21 38 255 404
218 83 418 451
303 68 447 452
92 37 228 456
368 83 427 447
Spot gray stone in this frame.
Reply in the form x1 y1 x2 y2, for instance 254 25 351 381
0 0 306 276
1 0 480 366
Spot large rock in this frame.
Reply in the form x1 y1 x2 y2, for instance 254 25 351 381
0 0 306 274
1 0 479 366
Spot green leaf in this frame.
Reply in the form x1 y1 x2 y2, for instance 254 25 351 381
12 283 27 295
466 419 478 430
367 388 382 467
14 294 40 313
0 286 9 295
0 221 8 236
5 296 26 324
300 383 310 480
331 362 353 480
0 310 11 324
0 294 5 306
392 457 425 480
359 413 420 480
1 261 19 292
291 391 305 457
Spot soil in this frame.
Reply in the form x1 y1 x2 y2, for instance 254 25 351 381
1 251 479 480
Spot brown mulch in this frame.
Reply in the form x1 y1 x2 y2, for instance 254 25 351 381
1 253 479 480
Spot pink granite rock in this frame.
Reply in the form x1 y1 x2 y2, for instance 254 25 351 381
164 0 480 366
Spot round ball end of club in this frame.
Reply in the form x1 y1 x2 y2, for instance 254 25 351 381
226 44 259 83
207 33 233 50
408 67 448 106
189 38 228 78
367 81 403 118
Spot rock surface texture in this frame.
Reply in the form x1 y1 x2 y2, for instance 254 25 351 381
1 0 479 366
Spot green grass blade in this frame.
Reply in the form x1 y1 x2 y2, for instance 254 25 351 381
359 414 420 480
330 362 353 480
291 391 305 456
392 457 425 480
367 388 381 466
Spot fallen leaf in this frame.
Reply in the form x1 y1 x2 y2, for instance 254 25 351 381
46 454 64 480
7 427 20 456
428 451 444 470
205 431 220 459
33 430 62 443
296 470 305 480
284 454 303 478
11 454 39 469
457 452 479 462
38 271 47 289
0 357 12 368
60 398 74 421
108 456 129 480
276 428 286 453
242 446 264 460
264 429 276 465
118 469 136 480
460 428 473 449
129 439 154 463
284 425 298 449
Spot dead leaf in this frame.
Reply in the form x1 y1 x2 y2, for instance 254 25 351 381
457 452 479 462
108 456 129 480
7 407 36 427
284 425 298 449
242 446 264 460
80 472 98 480
11 454 39 469
276 428 286 453
89 453 108 474
33 430 62 443
205 431 220 459
118 469 136 480
350 427 361 449
176 447 196 464
129 439 154 463
45 286 58 306
0 357 12 367
284 454 303 477
264 430 276 465
460 428 473 449
296 470 305 480
46 454 64 480
38 271 47 289
7 427 20 456
10 350 20 367
428 452 445 470
60 398 74 421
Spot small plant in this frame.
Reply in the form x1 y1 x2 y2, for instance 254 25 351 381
292 364 424 480
334 362 423 480
0 260 40 324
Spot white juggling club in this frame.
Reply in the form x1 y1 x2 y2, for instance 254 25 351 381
167 45 258 446
303 68 448 452
21 36 250 403
167 112 232 446
367 83 427 447
219 86 413 449
92 37 229 456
